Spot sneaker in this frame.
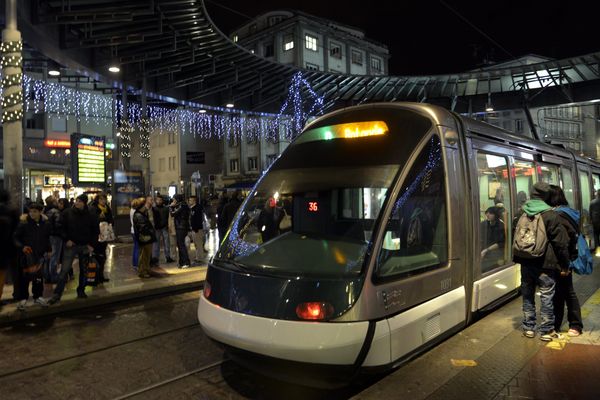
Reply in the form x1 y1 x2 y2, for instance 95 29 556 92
179 264 190 269
540 330 563 341
77 291 88 299
523 330 535 338
165 257 175 263
568 328 581 337
34 298 49 307
17 300 27 311
47 295 61 305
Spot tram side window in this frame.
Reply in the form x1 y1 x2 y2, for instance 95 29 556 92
560 168 576 207
377 135 447 278
593 173 600 193
579 169 592 236
538 164 560 185
513 160 537 213
476 153 511 273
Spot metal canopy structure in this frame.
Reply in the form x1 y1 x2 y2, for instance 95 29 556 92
15 0 600 114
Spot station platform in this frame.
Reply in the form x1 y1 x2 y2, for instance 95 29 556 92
0 230 218 324
353 266 600 400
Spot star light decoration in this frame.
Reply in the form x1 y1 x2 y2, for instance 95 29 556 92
1 40 23 123
118 120 133 159
139 118 151 159
10 72 325 146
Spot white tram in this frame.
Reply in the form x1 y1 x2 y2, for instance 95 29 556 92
198 103 600 386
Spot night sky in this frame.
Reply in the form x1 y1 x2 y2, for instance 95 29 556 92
205 0 598 75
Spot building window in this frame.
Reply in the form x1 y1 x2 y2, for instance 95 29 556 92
268 16 283 26
248 157 258 171
351 50 363 65
266 154 278 167
515 119 524 133
168 156 177 171
305 34 317 51
168 133 176 144
370 56 382 73
283 34 294 51
230 158 240 173
25 114 45 130
51 117 67 132
264 42 274 57
330 42 342 59
305 62 319 71
233 35 238 43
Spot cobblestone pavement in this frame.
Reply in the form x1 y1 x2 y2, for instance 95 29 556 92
0 292 372 400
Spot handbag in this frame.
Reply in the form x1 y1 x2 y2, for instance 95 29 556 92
279 209 292 230
99 221 116 243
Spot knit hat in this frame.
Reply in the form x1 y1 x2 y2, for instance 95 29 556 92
76 194 89 205
530 182 550 202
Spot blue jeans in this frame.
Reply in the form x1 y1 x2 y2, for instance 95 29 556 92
54 244 89 297
152 228 171 260
131 234 139 267
521 266 557 333
48 235 63 282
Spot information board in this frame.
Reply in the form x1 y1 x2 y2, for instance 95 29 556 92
71 134 106 185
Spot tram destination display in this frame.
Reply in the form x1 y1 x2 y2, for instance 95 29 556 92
71 133 106 185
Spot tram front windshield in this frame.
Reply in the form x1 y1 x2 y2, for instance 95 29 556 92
215 114 432 278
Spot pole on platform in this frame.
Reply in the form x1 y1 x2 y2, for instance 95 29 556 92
2 0 24 210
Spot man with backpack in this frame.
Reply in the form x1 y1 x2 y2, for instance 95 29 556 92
547 185 586 337
513 182 571 341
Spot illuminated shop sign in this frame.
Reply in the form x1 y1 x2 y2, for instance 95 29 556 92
71 134 106 185
44 139 71 148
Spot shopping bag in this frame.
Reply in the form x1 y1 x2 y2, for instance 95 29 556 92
83 254 99 287
99 222 116 243
279 209 292 230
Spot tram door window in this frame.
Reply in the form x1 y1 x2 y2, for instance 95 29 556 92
377 135 447 278
476 153 511 273
560 167 576 207
538 164 560 185
579 169 592 236
513 160 537 212
593 173 600 193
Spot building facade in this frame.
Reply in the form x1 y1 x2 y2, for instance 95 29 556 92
230 10 389 75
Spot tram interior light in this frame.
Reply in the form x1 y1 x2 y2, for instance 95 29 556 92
226 103 235 108
108 65 120 73
485 93 494 112
48 69 60 76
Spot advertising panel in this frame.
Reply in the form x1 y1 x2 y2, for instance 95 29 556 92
113 170 144 216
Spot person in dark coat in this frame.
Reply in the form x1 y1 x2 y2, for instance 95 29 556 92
220 191 243 242
89 193 114 283
514 182 571 342
169 194 191 268
589 189 600 251
152 196 174 263
44 196 62 283
48 194 99 304
548 185 583 337
480 206 505 271
188 195 206 263
0 189 20 306
132 197 156 278
257 197 284 243
13 203 52 310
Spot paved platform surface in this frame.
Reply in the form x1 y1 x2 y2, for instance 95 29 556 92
353 266 600 400
0 229 221 324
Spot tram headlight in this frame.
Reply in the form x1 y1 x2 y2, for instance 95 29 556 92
295 302 334 320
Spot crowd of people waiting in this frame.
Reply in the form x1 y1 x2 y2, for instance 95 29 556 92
0 189 244 312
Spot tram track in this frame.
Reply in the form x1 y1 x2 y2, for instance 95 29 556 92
113 359 229 400
0 322 201 381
